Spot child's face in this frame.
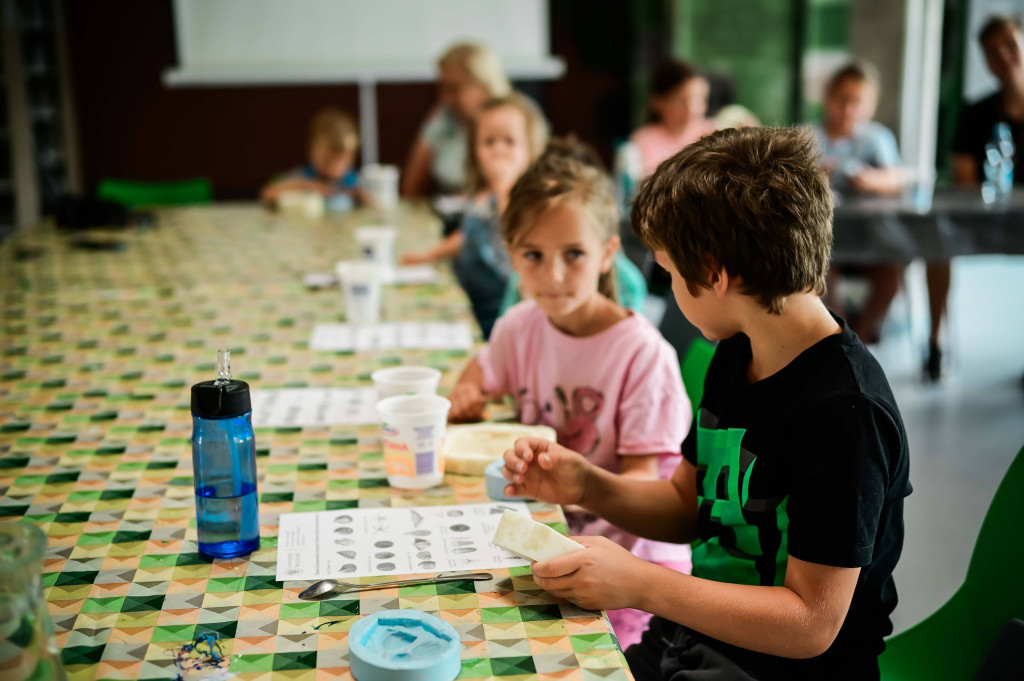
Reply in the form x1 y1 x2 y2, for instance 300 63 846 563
475 106 532 192
510 201 618 323
439 63 491 122
653 77 709 132
654 249 735 341
824 78 875 137
983 26 1024 83
310 140 356 182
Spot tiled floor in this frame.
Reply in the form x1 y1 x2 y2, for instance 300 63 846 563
871 256 1024 634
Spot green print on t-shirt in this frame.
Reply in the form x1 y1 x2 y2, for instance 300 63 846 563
691 409 790 587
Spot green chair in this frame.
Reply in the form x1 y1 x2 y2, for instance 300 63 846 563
878 444 1024 680
679 337 715 416
97 178 213 207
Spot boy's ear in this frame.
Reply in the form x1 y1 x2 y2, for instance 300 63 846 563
709 265 731 298
601 236 621 273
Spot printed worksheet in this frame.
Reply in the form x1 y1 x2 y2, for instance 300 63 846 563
276 503 532 580
250 388 379 427
391 265 438 285
309 322 474 352
303 266 437 289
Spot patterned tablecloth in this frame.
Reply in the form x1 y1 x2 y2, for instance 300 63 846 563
0 204 633 681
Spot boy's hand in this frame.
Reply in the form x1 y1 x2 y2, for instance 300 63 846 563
503 438 590 506
532 536 647 611
448 383 487 423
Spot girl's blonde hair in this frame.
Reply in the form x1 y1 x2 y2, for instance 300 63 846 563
465 93 549 193
438 42 511 98
502 141 620 302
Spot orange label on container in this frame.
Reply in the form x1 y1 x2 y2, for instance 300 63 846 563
383 439 415 477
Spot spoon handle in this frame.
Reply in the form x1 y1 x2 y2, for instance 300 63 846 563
342 572 492 592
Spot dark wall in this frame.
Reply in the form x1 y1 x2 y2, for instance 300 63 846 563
65 0 641 200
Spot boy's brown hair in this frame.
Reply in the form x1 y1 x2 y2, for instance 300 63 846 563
632 126 832 314
502 139 620 302
309 109 359 153
465 93 549 192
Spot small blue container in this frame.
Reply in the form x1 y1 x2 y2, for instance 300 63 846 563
348 610 461 681
191 350 260 558
485 459 529 502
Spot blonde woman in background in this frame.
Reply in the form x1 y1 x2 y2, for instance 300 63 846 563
402 42 512 198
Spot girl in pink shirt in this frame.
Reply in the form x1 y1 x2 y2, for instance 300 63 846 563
630 60 715 177
449 149 692 649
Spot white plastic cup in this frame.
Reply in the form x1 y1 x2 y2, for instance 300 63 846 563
335 260 382 324
354 226 397 283
362 164 400 209
376 394 451 489
371 366 442 399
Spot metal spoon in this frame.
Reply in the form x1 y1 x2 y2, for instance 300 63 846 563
299 571 493 600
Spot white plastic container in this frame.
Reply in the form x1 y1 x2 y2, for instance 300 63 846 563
376 394 451 489
362 164 400 210
355 226 398 283
335 260 382 324
371 366 441 400
277 190 324 218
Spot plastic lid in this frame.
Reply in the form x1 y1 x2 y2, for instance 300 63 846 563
191 379 251 418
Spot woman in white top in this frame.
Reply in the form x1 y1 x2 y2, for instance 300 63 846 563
402 42 512 197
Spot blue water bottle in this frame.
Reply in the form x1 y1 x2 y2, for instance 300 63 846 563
191 349 260 558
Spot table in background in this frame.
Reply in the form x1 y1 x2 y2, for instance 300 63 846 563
832 188 1024 263
0 204 632 681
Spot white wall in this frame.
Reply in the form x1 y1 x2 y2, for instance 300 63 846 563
173 0 550 71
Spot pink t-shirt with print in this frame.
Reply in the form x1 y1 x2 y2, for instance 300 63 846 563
478 300 691 563
630 121 715 177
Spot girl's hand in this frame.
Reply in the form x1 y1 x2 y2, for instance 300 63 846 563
401 252 432 266
448 383 487 422
532 536 648 611
502 438 590 506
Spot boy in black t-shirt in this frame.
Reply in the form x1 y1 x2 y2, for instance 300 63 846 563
501 127 912 680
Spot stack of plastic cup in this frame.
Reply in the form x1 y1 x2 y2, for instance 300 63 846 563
371 366 441 400
376 395 451 489
355 226 398 283
361 164 400 210
335 261 382 324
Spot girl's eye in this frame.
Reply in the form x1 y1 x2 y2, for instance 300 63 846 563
523 251 541 261
565 249 585 261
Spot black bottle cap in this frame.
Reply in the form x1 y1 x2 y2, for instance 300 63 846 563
191 380 251 419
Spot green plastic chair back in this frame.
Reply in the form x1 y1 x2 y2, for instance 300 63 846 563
879 444 1024 679
97 178 213 207
679 337 715 416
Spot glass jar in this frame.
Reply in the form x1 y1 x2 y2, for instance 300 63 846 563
0 522 67 681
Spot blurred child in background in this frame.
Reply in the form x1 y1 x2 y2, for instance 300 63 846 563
448 152 691 648
630 60 715 177
401 94 548 338
260 108 367 209
814 62 905 345
402 42 512 198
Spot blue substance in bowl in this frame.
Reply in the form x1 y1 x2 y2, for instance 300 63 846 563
348 610 461 681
